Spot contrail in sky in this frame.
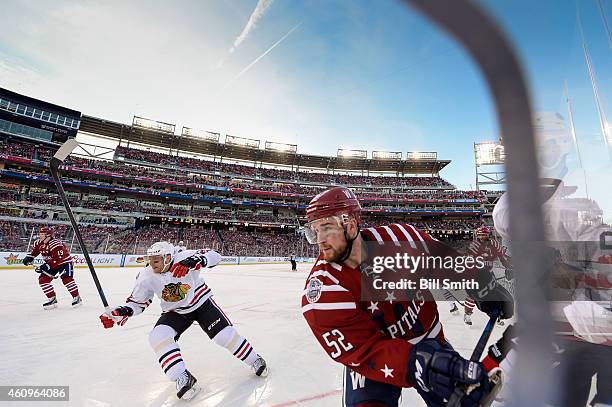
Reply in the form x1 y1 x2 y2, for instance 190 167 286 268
219 22 302 92
230 0 274 53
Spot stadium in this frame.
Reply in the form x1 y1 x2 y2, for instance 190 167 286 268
0 85 517 406
1 0 610 404
0 87 495 265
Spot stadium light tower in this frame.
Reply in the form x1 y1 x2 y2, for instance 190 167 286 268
474 141 505 190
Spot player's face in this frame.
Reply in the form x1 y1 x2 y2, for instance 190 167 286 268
148 254 171 273
39 233 50 242
313 219 348 262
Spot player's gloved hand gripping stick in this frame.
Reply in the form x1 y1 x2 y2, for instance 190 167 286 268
445 311 502 407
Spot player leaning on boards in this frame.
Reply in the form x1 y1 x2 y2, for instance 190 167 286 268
99 242 269 401
22 227 82 310
301 187 513 407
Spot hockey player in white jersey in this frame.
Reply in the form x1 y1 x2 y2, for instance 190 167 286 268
99 241 269 401
175 240 187 255
490 112 611 406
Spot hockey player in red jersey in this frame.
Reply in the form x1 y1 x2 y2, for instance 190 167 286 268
22 227 81 309
99 241 268 401
463 227 512 327
301 187 513 407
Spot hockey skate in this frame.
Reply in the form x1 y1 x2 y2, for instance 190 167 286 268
463 312 472 326
449 303 459 315
252 356 269 377
176 370 201 400
71 295 82 308
496 317 505 326
43 297 58 310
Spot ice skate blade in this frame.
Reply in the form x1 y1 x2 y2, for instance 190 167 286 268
72 301 83 308
43 304 58 310
179 383 201 401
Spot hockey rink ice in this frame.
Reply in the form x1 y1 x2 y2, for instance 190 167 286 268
1 263 499 407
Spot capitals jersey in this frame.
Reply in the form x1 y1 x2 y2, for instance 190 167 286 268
301 223 443 388
125 250 218 316
29 238 72 269
467 238 511 270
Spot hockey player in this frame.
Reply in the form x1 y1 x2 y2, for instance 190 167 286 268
464 227 512 327
22 227 81 309
175 240 187 255
491 112 612 406
99 241 268 401
290 255 297 271
301 187 513 407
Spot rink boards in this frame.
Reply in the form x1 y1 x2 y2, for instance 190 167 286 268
0 251 316 269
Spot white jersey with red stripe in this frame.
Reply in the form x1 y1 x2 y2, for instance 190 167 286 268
29 238 72 269
301 223 443 388
125 249 214 315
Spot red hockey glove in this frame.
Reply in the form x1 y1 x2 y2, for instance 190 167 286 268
99 306 133 329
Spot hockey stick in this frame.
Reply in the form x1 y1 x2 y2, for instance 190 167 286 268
49 139 110 311
446 311 499 407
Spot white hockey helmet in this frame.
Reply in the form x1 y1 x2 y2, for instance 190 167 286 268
146 241 175 272
533 112 574 181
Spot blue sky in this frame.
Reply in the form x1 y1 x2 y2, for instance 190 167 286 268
0 0 610 192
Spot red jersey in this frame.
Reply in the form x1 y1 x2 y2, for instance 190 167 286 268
467 238 511 270
301 223 443 388
29 238 72 269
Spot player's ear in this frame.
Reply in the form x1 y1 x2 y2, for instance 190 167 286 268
347 216 359 236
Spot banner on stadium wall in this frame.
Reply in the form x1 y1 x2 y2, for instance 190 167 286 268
0 252 123 269
0 252 316 269
220 256 240 265
123 254 148 267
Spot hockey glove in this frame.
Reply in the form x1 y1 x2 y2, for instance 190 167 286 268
99 306 133 329
408 339 492 407
481 324 517 372
35 263 51 274
23 255 35 266
170 250 222 278
467 268 514 320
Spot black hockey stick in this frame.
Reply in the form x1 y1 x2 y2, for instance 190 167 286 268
446 311 499 407
49 139 110 310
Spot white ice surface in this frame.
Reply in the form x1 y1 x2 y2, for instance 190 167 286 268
1 264 500 407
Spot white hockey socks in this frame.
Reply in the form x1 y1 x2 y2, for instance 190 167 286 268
213 326 260 366
149 324 187 381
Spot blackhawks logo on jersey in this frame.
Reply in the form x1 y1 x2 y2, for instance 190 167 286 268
161 282 191 302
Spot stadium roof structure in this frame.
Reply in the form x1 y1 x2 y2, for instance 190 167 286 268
80 115 450 175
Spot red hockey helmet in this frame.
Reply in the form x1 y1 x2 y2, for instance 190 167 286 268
475 226 490 239
304 187 361 245
306 187 361 223
39 226 54 237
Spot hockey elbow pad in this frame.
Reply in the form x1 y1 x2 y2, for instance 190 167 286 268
202 250 222 268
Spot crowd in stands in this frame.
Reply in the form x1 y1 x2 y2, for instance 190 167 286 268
0 220 125 253
0 216 485 258
1 141 484 206
1 139 492 259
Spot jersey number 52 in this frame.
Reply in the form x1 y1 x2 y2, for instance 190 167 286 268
323 329 354 358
